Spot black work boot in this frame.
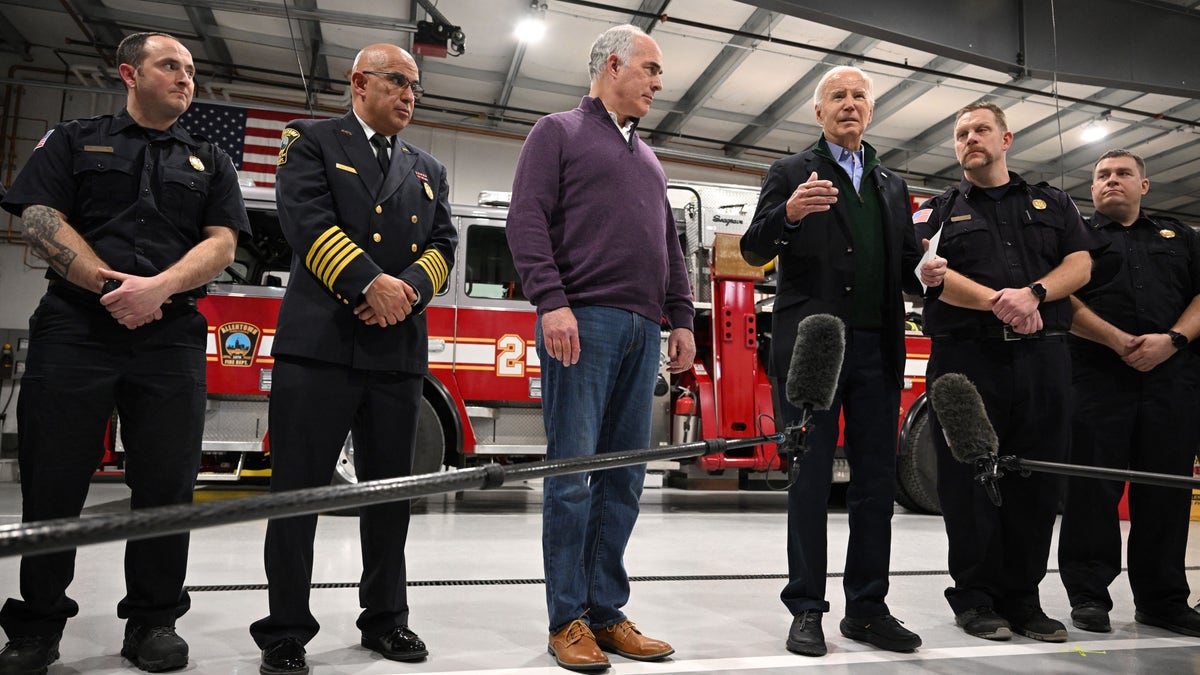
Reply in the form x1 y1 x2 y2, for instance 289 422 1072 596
0 634 61 675
120 624 188 672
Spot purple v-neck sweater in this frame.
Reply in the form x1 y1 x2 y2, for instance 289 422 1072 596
507 97 694 331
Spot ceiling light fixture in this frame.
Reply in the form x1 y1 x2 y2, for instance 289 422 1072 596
516 2 548 43
1081 111 1112 143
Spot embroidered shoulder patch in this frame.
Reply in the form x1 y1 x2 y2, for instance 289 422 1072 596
34 129 54 150
912 208 932 224
278 128 300 166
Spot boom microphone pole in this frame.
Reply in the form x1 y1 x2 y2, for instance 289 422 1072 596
995 457 1200 490
929 374 1200 497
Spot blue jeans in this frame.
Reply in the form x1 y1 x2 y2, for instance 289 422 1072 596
538 305 660 633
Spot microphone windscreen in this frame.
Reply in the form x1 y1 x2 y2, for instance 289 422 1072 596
785 314 845 410
929 373 999 463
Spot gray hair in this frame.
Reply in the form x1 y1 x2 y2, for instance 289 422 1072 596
812 65 874 108
588 24 647 80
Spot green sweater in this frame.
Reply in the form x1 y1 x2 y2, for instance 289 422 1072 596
815 138 884 330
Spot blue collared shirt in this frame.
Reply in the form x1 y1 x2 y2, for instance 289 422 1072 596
826 139 864 193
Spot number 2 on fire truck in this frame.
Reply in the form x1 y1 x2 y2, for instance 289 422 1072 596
496 334 526 377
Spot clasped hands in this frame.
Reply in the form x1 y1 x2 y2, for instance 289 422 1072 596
355 274 417 327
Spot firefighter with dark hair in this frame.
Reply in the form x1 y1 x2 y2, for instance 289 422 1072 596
1058 149 1200 637
0 31 248 673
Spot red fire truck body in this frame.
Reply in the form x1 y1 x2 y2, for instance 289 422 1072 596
146 183 939 511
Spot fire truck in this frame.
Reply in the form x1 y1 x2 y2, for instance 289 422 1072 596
108 181 941 513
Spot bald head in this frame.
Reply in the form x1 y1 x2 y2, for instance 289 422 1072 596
350 43 420 136
353 43 414 73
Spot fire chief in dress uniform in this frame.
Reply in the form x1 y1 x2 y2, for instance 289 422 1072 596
249 43 456 675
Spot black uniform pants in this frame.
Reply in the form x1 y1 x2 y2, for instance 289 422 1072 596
249 356 421 648
0 292 205 638
928 337 1069 618
779 329 899 618
1058 349 1200 615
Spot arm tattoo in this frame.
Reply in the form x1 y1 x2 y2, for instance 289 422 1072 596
22 205 78 277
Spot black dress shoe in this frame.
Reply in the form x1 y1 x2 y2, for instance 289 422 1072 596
0 634 60 675
120 624 188 673
1135 607 1200 637
840 614 922 652
785 611 826 657
260 638 308 675
1071 603 1111 633
362 625 428 662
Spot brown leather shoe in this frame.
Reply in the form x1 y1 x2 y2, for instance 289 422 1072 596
548 619 609 671
594 620 674 661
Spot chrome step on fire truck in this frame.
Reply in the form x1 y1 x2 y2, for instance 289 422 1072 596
103 181 941 513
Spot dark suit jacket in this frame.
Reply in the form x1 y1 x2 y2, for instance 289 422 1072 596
272 112 457 373
740 141 923 387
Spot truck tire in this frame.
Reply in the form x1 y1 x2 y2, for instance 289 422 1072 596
333 395 447 485
895 405 941 514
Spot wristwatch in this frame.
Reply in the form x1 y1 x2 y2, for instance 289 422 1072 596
1168 330 1189 350
1027 282 1047 304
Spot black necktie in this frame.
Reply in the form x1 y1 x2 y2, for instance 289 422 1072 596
370 133 391 175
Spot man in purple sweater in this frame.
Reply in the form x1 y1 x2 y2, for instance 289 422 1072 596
507 23 695 673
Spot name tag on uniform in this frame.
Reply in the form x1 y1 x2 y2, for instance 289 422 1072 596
335 163 358 174
950 214 972 222
83 145 114 153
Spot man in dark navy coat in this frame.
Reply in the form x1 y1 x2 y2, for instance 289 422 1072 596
742 65 944 658
249 42 456 675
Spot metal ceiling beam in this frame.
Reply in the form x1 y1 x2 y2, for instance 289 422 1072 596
183 5 232 81
723 33 876 159
867 56 962 126
1036 99 1200 190
492 41 529 127
632 0 670 33
740 0 1200 99
649 7 782 147
68 0 127 57
0 7 30 58
290 0 329 89
119 0 418 33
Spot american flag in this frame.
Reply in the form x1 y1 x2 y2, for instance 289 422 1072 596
179 103 311 187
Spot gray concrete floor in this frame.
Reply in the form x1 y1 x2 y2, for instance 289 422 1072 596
1 479 1199 674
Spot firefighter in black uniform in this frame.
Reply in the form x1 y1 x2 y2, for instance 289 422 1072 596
1057 149 1200 636
249 43 456 675
914 102 1100 644
0 32 247 673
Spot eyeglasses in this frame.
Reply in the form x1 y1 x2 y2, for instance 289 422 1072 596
362 70 425 100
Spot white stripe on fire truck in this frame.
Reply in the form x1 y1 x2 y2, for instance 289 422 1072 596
904 354 928 378
429 339 540 369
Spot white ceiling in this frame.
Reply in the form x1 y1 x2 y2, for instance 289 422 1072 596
1 0 1198 224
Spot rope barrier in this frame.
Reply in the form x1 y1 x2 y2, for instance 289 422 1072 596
0 434 782 559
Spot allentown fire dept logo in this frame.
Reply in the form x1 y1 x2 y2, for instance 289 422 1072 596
218 322 261 367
